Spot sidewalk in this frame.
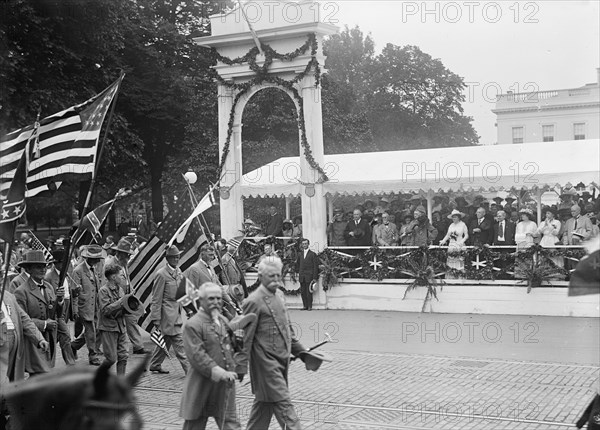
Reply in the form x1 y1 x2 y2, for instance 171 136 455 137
125 309 599 429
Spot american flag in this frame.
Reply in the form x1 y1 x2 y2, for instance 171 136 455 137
27 231 53 262
150 326 170 358
0 76 122 198
129 193 207 333
228 235 246 254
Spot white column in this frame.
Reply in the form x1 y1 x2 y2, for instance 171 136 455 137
218 85 244 240
299 75 327 252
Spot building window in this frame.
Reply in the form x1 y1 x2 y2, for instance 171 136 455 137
574 123 586 140
512 127 524 144
542 125 554 142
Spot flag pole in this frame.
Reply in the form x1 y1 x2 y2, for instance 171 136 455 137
59 73 125 291
182 176 233 287
0 239 15 310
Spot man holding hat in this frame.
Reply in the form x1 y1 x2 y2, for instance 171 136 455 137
237 256 308 430
563 205 593 245
296 239 319 311
180 282 251 430
106 239 147 355
71 244 105 366
149 245 189 374
13 250 62 375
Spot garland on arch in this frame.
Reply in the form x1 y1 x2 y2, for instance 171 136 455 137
207 33 328 184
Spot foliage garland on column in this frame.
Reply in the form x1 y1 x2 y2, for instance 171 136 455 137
207 33 328 184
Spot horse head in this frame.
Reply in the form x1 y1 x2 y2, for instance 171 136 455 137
2 355 148 430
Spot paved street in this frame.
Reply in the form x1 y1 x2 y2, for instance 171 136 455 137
115 309 599 430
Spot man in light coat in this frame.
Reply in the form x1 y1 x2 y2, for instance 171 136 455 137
180 282 245 430
14 250 62 375
70 244 104 365
563 204 593 245
149 245 189 374
237 256 307 430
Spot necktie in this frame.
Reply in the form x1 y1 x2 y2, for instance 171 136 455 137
499 222 504 240
39 284 47 302
574 217 578 230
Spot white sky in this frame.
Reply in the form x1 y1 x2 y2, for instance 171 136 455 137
326 0 600 145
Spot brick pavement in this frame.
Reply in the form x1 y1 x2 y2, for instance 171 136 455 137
125 348 598 430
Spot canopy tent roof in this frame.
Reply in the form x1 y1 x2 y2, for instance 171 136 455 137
240 140 600 198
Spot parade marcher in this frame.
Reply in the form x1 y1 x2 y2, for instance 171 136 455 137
180 282 248 430
13 250 62 375
238 256 308 430
98 263 130 375
184 243 237 320
220 243 248 302
149 245 189 374
71 244 105 366
44 248 76 366
106 239 148 355
295 238 319 311
1 291 49 384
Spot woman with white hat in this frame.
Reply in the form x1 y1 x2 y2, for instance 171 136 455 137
515 208 538 250
439 209 469 277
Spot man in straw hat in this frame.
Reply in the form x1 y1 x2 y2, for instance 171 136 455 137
149 245 189 374
180 282 255 430
71 244 105 366
237 256 309 430
106 239 148 355
13 249 61 375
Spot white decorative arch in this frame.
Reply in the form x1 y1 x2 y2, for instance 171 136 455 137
195 1 338 250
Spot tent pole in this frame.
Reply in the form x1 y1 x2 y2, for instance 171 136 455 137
426 190 434 222
535 188 543 225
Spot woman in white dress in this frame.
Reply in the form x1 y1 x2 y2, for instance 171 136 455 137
536 208 563 268
439 209 469 278
514 208 537 250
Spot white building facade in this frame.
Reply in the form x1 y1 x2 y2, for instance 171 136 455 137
493 69 600 144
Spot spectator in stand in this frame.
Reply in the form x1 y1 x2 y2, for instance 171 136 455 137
292 216 302 238
327 208 347 246
536 207 562 268
439 209 468 278
404 206 437 246
432 211 449 240
468 207 493 246
399 214 414 246
265 205 284 237
118 216 131 238
370 213 382 244
563 204 593 245
510 210 520 224
374 197 390 215
343 209 372 247
373 213 398 246
493 211 516 246
590 214 599 238
514 208 537 250
136 214 150 240
282 219 293 248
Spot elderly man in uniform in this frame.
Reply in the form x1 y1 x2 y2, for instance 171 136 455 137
13 250 62 375
106 239 147 355
71 244 105 366
1 291 49 384
180 282 247 430
149 245 189 374
238 256 308 430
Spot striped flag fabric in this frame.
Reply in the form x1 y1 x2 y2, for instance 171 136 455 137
71 198 116 246
0 76 122 198
129 194 207 333
168 187 216 247
0 138 30 242
228 235 246 253
27 231 53 262
150 326 170 358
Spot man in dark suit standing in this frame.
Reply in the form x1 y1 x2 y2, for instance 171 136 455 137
265 205 284 237
468 207 493 246
344 209 372 247
296 238 319 311
493 210 516 246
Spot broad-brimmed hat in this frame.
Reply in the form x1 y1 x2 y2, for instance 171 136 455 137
379 197 389 203
227 284 245 302
298 350 333 371
17 250 53 267
102 242 113 250
410 194 422 201
227 313 257 331
447 209 466 219
81 244 104 259
165 245 182 257
333 207 343 214
492 197 504 205
112 239 135 255
283 219 293 226
519 208 534 217
309 280 318 293
542 206 557 217
122 293 142 314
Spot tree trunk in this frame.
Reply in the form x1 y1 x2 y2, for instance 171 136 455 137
151 169 164 223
